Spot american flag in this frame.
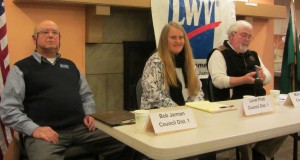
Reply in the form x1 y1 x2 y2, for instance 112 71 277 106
0 0 12 158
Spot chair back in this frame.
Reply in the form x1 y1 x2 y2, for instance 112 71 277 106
207 76 231 102
207 77 216 102
135 77 143 109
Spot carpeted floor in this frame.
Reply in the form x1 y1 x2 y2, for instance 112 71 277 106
217 135 297 160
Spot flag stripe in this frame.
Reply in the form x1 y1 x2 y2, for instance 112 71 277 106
0 5 5 29
0 0 12 158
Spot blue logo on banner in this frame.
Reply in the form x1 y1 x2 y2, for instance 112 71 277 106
168 0 220 59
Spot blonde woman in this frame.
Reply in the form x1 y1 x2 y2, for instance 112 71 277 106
140 22 204 109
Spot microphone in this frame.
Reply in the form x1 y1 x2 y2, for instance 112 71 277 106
254 65 263 89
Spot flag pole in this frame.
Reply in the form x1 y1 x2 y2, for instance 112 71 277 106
292 58 296 92
293 0 296 92
291 0 300 92
281 0 298 93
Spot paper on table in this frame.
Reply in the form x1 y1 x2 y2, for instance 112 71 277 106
186 101 236 113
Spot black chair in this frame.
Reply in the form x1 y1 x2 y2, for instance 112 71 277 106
291 132 299 160
133 77 155 160
207 77 277 160
207 77 216 102
17 132 98 160
207 77 241 160
135 77 143 109
135 77 218 160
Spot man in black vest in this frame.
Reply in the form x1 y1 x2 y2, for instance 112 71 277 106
207 20 286 160
0 20 126 160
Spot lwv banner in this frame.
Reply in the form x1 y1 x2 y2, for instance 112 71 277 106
151 0 236 78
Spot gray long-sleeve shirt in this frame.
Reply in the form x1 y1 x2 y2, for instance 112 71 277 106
0 52 96 136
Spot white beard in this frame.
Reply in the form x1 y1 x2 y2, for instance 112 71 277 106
239 43 249 53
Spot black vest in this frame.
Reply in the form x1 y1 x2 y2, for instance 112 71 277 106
207 41 266 101
15 56 85 129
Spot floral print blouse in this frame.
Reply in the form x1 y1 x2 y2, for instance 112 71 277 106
140 52 204 109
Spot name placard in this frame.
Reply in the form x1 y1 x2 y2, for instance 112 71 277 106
149 109 197 134
243 96 273 116
284 91 300 107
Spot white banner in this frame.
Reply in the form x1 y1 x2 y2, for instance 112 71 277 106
151 0 236 78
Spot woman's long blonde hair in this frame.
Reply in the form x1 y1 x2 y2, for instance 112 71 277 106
158 22 200 96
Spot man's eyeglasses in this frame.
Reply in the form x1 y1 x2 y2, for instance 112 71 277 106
37 30 60 37
234 32 253 40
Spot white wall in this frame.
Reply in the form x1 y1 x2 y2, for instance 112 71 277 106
274 0 300 35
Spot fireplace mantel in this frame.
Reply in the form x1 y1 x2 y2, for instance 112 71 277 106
14 0 286 43
13 0 151 8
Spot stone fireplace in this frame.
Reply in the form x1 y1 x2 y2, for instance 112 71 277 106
123 41 156 111
85 8 155 113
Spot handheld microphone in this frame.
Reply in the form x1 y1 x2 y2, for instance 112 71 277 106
254 65 263 89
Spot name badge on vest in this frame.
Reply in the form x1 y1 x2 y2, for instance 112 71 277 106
60 64 69 69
